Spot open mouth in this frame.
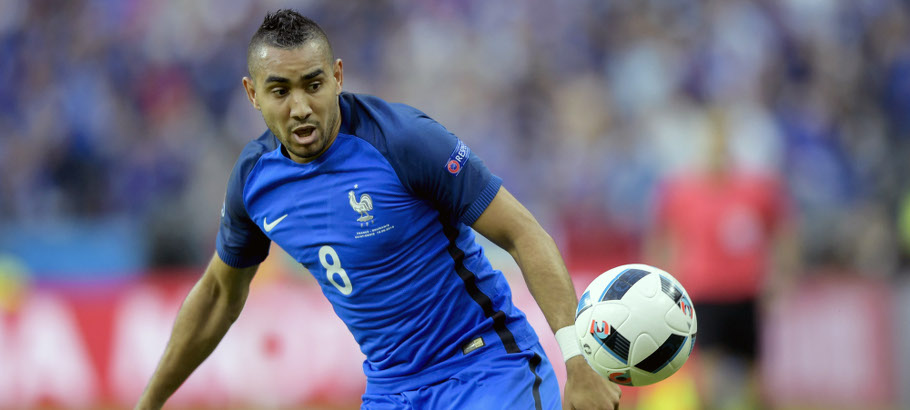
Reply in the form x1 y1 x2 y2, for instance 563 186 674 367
291 125 317 144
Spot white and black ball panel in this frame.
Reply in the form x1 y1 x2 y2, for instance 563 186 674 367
574 264 697 386
630 332 696 385
589 302 631 327
664 299 693 334
584 305 631 360
586 353 630 384
629 332 659 366
613 287 674 347
631 269 660 298
575 307 595 339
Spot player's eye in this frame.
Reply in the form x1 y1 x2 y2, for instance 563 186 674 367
308 82 321 92
271 88 288 97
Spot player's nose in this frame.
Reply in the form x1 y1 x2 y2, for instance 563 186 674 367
289 90 313 120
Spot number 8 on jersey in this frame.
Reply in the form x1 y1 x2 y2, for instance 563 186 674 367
319 245 353 295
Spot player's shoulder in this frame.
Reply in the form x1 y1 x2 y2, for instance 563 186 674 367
339 92 442 146
340 92 426 126
228 129 280 188
238 129 280 164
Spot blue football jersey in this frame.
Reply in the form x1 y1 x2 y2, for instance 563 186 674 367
216 92 539 393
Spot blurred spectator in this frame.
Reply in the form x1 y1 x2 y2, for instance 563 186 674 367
0 0 906 273
645 109 800 408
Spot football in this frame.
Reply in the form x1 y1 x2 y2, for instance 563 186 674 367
574 264 697 386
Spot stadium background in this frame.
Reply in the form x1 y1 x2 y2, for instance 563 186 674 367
1 0 909 409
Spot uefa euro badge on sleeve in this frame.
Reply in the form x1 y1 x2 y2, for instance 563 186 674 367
445 140 471 176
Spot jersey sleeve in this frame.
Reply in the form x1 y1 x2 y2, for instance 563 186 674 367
388 107 502 225
215 150 271 268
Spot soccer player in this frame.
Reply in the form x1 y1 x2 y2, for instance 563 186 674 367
136 9 621 410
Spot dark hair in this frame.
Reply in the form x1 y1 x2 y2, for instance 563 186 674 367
247 10 332 73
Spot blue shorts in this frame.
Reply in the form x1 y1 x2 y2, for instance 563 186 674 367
362 342 561 409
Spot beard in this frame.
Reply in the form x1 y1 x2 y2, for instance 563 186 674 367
267 106 340 163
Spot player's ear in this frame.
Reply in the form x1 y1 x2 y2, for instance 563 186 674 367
333 58 343 95
242 76 261 111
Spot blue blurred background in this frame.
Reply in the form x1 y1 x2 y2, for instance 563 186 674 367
1 0 909 409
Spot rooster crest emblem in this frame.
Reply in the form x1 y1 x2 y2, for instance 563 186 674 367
348 188 374 222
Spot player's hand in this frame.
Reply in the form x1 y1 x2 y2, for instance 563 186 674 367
563 356 621 409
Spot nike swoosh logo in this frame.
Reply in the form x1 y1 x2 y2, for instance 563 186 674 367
263 214 288 232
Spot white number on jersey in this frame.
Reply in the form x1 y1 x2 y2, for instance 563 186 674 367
318 245 353 296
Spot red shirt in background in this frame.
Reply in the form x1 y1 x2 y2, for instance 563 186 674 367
655 172 788 303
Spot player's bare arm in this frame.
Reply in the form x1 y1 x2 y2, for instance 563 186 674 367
135 254 258 410
472 186 621 409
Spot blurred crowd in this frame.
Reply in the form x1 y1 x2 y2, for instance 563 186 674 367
1 0 909 275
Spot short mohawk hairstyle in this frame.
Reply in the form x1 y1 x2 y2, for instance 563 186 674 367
247 9 333 74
